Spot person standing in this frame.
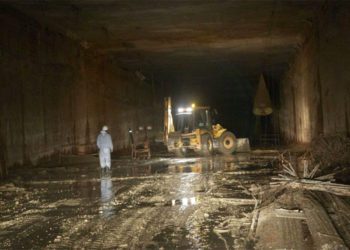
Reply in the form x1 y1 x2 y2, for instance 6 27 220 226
97 125 113 171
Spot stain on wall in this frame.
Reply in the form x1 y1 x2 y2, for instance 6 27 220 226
279 2 350 143
0 6 157 167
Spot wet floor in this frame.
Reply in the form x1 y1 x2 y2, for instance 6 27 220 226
0 153 276 249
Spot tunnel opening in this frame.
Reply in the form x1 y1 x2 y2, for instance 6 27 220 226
1 1 350 249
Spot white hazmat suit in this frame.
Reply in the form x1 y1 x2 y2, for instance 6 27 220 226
97 127 113 169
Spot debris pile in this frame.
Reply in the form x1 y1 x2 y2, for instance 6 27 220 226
311 134 350 168
310 135 350 183
274 135 350 183
247 144 350 249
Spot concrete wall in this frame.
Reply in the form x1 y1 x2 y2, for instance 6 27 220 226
0 6 157 168
279 2 350 143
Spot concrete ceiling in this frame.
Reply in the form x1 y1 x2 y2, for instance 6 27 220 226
5 0 324 135
5 0 324 117
7 1 322 83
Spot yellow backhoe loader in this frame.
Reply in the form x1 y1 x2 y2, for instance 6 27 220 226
164 97 237 156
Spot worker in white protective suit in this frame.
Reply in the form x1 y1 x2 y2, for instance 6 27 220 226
97 125 113 171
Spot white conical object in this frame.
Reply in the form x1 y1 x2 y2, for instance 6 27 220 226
253 74 273 116
164 97 175 143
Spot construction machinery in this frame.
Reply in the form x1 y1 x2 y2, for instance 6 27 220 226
164 97 238 156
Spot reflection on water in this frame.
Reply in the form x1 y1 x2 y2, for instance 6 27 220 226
113 164 168 177
171 197 197 207
168 159 213 174
100 173 114 217
98 154 255 179
130 165 152 176
223 162 240 171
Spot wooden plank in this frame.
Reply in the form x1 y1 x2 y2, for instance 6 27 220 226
297 192 347 249
275 208 306 220
254 205 311 249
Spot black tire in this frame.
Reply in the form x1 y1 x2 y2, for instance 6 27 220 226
218 131 236 155
199 134 213 156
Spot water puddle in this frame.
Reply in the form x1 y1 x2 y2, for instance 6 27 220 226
1 153 276 249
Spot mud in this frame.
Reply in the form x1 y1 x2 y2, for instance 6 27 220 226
0 154 274 249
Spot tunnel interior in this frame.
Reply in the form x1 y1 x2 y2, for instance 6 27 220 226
0 0 350 168
1 1 350 249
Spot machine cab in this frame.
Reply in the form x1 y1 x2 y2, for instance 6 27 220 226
175 106 212 133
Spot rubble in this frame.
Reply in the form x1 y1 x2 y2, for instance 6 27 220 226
311 135 350 169
248 148 350 249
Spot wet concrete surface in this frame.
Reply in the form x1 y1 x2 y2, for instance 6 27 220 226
0 153 276 249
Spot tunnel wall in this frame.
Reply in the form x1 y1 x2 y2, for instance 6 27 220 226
0 6 156 168
279 2 350 143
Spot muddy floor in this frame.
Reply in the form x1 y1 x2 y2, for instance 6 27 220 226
0 153 276 249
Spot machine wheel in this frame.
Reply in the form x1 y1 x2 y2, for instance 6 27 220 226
200 134 213 156
218 131 236 155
